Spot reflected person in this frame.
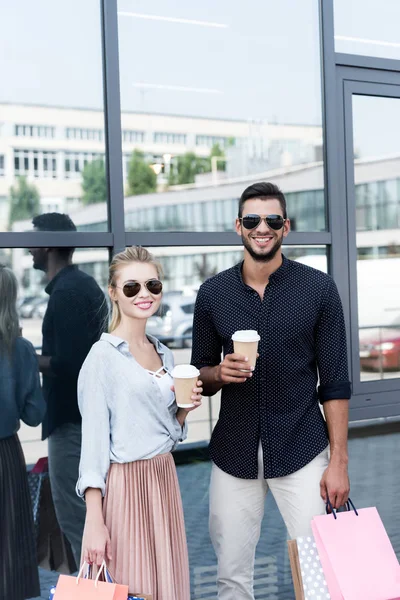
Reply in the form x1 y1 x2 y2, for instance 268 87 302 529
191 182 351 600
28 212 108 566
0 265 46 600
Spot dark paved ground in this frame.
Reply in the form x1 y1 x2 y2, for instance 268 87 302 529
34 428 400 599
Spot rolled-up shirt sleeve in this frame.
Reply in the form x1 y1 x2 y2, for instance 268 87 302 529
315 278 352 403
76 349 110 498
191 283 222 369
171 412 188 448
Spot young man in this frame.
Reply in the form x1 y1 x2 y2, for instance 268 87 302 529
191 182 351 600
29 213 108 566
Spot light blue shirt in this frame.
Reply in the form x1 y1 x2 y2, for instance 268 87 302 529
76 333 187 498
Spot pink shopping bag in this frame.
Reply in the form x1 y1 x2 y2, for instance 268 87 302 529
311 501 400 600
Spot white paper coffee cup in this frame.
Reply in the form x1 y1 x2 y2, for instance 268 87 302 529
171 364 200 408
232 330 260 370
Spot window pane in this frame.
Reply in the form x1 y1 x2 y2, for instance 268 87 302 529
0 247 110 465
118 0 326 232
144 244 326 444
334 0 400 60
352 96 400 382
0 0 108 232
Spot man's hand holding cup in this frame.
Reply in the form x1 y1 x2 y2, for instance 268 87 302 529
217 330 260 384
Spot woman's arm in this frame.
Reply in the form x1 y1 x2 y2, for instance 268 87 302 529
18 340 46 427
77 347 113 566
76 347 111 499
82 488 112 566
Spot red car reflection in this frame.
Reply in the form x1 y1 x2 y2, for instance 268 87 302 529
359 327 400 371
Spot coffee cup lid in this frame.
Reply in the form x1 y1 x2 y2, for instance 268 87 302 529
232 330 260 342
171 364 200 379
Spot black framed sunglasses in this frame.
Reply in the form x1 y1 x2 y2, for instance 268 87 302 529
239 214 286 231
116 279 163 298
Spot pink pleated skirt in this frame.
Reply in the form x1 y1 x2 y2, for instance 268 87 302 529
103 452 190 600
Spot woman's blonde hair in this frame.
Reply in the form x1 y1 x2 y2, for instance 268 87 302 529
108 246 163 333
0 265 20 356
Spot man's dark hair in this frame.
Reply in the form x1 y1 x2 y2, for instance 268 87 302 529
238 182 287 219
32 213 77 259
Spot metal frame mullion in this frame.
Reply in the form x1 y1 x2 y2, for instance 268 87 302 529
336 53 400 73
0 232 113 248
320 0 352 357
101 0 125 254
125 231 331 248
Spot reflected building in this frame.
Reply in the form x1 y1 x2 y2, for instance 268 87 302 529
0 102 322 231
10 154 400 299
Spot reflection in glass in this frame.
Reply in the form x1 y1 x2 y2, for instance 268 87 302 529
118 0 326 232
334 0 400 60
0 0 108 232
3 246 109 466
352 96 400 382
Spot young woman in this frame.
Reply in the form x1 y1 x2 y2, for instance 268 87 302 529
0 265 46 600
77 246 202 600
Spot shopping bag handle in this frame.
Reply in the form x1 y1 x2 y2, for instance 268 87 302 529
76 561 111 586
345 497 359 516
76 561 91 583
326 496 358 519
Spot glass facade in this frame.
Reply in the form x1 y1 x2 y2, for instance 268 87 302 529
0 0 108 232
334 0 400 60
1 2 400 597
351 95 400 382
118 0 326 231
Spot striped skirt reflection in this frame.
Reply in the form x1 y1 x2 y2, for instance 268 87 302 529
0 434 40 600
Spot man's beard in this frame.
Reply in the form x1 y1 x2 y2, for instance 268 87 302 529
32 255 48 272
241 233 283 262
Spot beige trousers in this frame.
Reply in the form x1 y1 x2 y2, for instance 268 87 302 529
209 444 329 600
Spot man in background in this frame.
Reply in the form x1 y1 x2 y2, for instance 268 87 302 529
29 212 108 565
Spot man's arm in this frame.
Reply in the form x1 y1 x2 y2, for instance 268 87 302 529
37 355 52 375
200 356 254 397
191 285 252 396
200 365 224 397
320 399 350 509
315 278 352 509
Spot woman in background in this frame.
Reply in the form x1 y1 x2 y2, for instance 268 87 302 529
78 246 202 600
0 264 46 600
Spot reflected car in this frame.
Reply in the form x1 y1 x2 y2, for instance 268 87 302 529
32 298 48 319
19 297 45 319
146 290 197 348
359 320 400 371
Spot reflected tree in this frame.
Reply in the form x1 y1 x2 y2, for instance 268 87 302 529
127 150 157 196
81 159 107 205
194 254 218 281
8 176 40 228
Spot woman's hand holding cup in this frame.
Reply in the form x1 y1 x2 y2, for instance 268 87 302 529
170 379 203 412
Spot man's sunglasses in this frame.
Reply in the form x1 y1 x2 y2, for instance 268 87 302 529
116 279 163 298
239 214 286 231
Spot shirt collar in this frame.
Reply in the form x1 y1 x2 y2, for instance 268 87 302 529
235 254 291 288
45 264 78 295
100 332 165 355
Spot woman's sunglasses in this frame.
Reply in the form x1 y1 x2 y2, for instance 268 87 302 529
239 214 286 231
116 279 163 298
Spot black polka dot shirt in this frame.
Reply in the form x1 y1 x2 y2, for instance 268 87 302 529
191 255 351 479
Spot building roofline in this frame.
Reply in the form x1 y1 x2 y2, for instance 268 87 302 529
0 101 321 129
